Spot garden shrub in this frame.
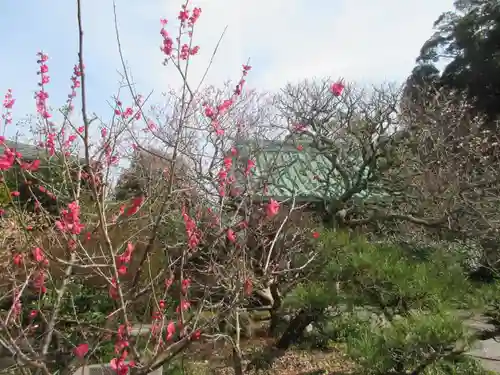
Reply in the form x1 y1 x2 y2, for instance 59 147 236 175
283 230 485 375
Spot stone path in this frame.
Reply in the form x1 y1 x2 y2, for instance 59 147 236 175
130 317 500 373
2 317 500 372
463 314 500 373
334 308 500 373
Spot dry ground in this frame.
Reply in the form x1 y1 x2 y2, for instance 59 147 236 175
176 337 355 375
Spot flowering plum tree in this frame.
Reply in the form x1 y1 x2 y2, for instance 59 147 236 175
0 1 334 374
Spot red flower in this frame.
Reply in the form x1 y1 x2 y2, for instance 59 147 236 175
176 299 191 313
114 339 129 354
191 330 201 340
293 123 307 133
182 207 200 250
189 7 202 25
297 144 303 151
32 271 47 293
74 343 89 358
158 300 166 310
110 352 132 375
0 151 15 170
266 199 280 217
312 231 320 239
116 242 135 275
32 247 48 265
55 201 84 234
3 89 15 109
165 277 174 290
12 253 23 266
223 156 233 169
126 196 144 216
21 159 40 172
181 278 191 294
330 81 345 96
227 229 236 243
109 278 119 300
245 159 255 175
244 279 253 296
166 321 176 341
217 99 233 115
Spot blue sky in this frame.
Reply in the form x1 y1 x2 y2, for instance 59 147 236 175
0 0 455 142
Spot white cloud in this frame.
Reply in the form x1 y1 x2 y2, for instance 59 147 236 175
0 0 455 127
113 0 455 93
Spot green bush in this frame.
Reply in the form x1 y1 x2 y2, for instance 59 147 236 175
23 281 117 362
424 357 490 375
1 156 94 217
345 311 469 375
0 181 11 206
285 231 484 375
298 312 367 350
294 232 473 314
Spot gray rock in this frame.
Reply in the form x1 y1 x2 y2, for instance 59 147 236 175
72 363 162 375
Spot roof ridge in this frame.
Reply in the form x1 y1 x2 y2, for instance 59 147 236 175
1 139 87 164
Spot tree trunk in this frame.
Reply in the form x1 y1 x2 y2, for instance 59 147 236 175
233 347 244 375
269 310 281 336
233 308 244 375
268 282 283 336
275 308 323 350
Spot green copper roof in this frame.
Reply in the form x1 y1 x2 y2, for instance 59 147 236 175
233 137 372 203
0 139 87 165
0 140 45 161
